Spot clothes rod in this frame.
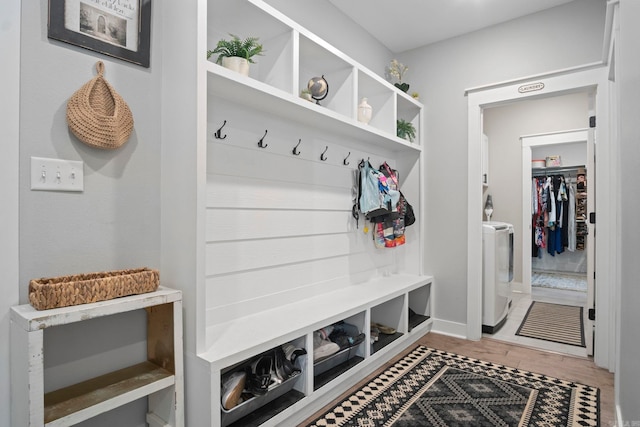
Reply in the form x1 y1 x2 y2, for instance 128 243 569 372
531 165 585 177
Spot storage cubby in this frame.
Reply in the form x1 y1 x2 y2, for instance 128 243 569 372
298 34 354 117
357 70 395 134
397 95 422 144
313 313 366 391
371 295 405 354
207 0 294 92
408 285 432 332
220 340 306 427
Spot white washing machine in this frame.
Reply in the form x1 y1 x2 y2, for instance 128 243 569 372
482 221 514 334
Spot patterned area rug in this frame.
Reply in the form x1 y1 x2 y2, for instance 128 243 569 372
516 301 585 347
306 346 598 426
532 272 587 292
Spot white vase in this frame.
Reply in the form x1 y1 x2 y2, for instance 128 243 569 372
222 56 249 76
357 98 373 124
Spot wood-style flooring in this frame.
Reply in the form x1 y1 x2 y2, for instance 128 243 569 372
298 332 615 426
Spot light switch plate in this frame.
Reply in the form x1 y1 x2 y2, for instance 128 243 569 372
31 157 84 192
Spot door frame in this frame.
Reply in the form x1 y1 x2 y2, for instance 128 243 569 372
465 64 615 370
520 128 589 295
521 128 595 356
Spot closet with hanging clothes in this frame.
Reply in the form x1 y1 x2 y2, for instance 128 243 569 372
531 165 587 277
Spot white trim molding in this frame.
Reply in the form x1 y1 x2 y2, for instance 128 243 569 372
466 66 616 372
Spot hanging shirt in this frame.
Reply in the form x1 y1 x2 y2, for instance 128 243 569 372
568 183 576 251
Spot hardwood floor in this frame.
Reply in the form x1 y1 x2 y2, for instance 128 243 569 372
298 332 615 426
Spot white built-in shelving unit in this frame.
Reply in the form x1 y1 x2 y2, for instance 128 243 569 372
10 288 184 427
162 0 432 425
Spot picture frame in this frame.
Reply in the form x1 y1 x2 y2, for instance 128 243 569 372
48 0 151 68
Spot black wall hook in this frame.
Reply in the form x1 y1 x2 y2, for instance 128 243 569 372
320 146 329 161
292 139 302 155
343 151 351 166
258 130 268 148
214 120 227 139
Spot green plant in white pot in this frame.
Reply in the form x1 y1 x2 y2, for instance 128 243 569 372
207 34 264 76
397 119 416 142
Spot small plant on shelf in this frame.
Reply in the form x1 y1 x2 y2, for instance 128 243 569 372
299 88 313 102
397 119 416 142
386 59 410 93
207 33 264 63
207 34 264 76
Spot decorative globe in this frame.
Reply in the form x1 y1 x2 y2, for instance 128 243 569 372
307 75 329 105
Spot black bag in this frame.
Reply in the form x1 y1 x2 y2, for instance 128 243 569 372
379 162 416 228
402 193 416 227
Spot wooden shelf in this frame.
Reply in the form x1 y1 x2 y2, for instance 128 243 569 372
11 288 184 427
10 287 182 332
44 362 174 426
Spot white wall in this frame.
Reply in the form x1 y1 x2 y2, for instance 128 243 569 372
531 142 587 167
1 1 21 426
616 0 640 423
11 0 164 425
400 0 606 326
263 0 393 74
483 92 588 283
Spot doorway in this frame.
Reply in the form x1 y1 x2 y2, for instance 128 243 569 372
480 98 593 357
517 128 593 357
465 65 615 370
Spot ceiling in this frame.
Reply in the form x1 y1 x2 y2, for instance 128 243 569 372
328 0 575 53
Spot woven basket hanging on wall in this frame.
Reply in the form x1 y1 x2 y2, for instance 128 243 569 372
66 61 134 149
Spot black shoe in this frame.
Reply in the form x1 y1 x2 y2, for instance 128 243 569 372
246 355 272 395
276 346 301 381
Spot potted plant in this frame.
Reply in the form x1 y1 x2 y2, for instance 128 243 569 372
299 88 313 102
386 59 410 93
397 119 416 142
207 34 264 77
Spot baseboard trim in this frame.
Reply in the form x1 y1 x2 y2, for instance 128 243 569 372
616 403 623 427
510 281 524 293
431 319 467 339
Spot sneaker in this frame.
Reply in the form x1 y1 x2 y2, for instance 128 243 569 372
221 371 246 410
282 343 307 364
314 340 340 360
244 355 273 395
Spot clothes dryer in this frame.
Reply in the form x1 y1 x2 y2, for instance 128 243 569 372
482 221 514 333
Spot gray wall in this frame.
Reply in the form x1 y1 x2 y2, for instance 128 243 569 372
617 0 640 423
483 92 588 284
1 1 21 427
264 0 393 73
399 0 606 326
11 1 164 425
6 0 630 425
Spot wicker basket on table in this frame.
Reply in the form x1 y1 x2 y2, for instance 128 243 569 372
29 268 159 310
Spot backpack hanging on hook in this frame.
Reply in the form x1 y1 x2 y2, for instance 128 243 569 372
355 159 393 221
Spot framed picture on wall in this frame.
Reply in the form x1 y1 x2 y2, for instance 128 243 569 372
48 0 151 68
